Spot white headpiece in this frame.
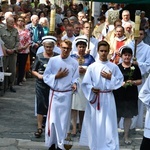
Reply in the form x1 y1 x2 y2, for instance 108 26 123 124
75 35 88 45
42 36 57 44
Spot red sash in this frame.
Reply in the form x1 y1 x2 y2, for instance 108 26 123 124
90 90 112 110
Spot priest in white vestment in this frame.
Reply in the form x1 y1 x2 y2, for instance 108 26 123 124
43 40 79 150
79 41 123 150
139 74 150 149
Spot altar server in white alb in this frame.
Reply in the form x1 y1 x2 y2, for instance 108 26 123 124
139 74 150 150
43 39 79 150
79 41 123 150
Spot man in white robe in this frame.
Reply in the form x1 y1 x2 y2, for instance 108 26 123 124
43 39 79 150
79 41 123 150
61 24 75 42
139 74 150 149
119 29 150 130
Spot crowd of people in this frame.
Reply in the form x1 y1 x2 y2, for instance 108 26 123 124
0 0 150 150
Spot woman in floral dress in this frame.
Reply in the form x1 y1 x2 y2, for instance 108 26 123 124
113 46 142 144
15 16 31 85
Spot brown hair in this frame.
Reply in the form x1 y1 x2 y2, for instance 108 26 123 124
97 41 110 52
60 39 72 49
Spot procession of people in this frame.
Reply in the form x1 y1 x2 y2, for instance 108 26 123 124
0 0 150 150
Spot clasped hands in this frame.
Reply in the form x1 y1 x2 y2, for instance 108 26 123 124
122 80 134 87
79 66 86 74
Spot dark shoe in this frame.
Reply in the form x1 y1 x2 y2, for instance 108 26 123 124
10 86 16 93
49 144 56 150
34 128 43 138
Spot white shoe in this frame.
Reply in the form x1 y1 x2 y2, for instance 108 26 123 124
23 77 26 82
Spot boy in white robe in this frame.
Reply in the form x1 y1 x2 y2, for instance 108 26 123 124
79 41 123 150
139 74 150 150
43 40 79 150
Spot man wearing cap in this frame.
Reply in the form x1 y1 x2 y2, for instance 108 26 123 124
43 39 79 150
32 35 59 138
36 36 61 55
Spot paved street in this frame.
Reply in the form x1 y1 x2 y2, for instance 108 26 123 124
0 78 144 150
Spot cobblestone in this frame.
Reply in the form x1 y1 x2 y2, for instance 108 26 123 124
0 78 143 150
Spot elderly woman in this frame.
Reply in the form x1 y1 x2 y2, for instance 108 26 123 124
71 35 95 136
39 17 49 36
113 46 142 144
32 36 59 138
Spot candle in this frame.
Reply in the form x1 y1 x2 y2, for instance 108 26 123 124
50 6 56 33
134 11 141 38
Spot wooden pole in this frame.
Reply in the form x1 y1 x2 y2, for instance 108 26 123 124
133 38 138 61
88 0 93 49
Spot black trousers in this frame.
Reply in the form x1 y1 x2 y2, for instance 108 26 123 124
140 136 150 150
17 53 28 84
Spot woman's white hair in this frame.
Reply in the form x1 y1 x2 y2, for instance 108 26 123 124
39 17 49 27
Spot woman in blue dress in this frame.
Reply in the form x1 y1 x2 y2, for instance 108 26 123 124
71 35 95 136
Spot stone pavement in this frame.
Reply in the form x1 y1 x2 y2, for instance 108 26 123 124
0 78 144 150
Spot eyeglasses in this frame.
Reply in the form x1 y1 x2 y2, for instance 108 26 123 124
99 50 108 52
62 47 71 51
